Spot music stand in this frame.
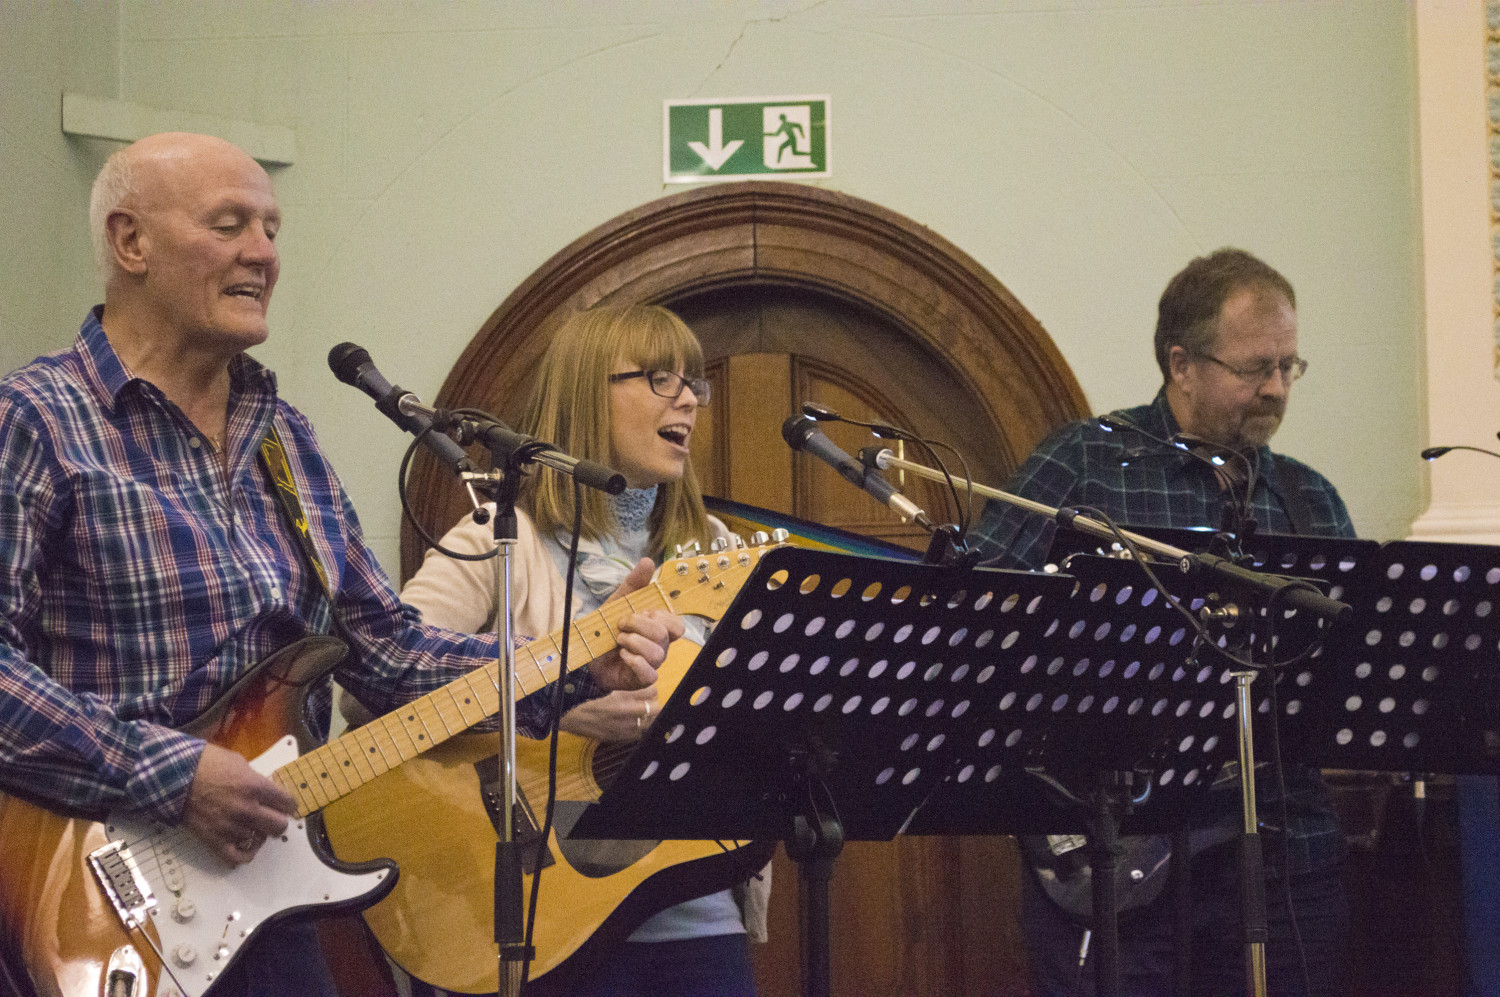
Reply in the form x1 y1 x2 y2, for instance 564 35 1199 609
569 545 1076 997
1050 527 1500 774
1031 527 1500 993
1277 538 1500 775
903 552 1255 997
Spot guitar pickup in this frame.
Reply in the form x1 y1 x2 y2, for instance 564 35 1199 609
88 839 157 926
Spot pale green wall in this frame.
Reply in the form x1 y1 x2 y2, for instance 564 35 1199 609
1 1 1423 574
0 1 120 374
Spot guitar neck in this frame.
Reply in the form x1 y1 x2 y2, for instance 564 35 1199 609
274 582 672 816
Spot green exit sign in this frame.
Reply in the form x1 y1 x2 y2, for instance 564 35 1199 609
664 96 831 183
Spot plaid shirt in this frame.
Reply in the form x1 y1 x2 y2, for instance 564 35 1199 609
972 388 1356 875
973 389 1355 571
0 308 587 824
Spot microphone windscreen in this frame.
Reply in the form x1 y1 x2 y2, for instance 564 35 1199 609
328 342 371 385
782 414 819 449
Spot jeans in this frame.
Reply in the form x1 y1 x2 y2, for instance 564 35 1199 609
212 919 337 997
519 934 757 997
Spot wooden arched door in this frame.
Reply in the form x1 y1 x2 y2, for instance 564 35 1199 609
404 182 1089 996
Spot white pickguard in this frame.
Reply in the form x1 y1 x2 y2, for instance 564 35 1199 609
99 737 390 997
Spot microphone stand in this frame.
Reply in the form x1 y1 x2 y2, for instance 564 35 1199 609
428 407 625 997
867 449 1347 997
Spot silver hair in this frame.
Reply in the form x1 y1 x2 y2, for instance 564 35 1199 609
88 147 136 282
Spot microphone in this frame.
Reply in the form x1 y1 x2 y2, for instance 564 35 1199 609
328 342 474 474
1422 444 1500 461
782 416 933 530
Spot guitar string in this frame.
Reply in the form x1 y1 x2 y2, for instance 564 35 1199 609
98 566 700 891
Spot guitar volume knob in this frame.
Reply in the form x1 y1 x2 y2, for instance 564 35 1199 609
171 943 197 967
171 896 197 922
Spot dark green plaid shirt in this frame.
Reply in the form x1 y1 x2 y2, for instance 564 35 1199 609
972 388 1356 875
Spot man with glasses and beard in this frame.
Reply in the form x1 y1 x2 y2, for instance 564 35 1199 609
973 248 1354 996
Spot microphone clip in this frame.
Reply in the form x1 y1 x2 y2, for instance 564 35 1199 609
923 523 980 569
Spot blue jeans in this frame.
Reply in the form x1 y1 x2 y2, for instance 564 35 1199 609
519 934 757 997
213 919 337 997
1022 843 1348 997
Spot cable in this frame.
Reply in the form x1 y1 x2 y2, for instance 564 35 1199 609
520 477 585 991
803 404 973 542
1261 582 1315 997
397 427 503 562
1065 505 1326 673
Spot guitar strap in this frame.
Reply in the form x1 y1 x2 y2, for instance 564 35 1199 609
1270 454 1313 537
258 422 338 606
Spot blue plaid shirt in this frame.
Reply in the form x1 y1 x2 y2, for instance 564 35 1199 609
0 309 586 824
972 389 1356 874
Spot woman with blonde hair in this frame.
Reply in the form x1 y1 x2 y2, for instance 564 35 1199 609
400 304 766 996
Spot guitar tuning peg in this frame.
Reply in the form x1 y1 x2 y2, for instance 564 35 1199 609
709 537 730 553
675 540 702 557
770 528 790 543
749 531 770 546
730 533 747 549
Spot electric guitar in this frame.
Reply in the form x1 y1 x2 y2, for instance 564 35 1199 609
0 538 778 997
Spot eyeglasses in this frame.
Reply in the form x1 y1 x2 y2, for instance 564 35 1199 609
608 369 712 405
1195 353 1308 385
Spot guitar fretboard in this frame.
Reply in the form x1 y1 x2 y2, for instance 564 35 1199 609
273 583 670 816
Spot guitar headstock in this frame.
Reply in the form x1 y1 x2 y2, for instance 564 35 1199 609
655 530 790 621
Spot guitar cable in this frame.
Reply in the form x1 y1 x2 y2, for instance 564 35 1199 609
520 477 586 991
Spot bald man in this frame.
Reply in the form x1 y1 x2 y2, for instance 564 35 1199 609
0 133 678 996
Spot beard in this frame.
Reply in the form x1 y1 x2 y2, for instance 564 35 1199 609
1234 402 1286 450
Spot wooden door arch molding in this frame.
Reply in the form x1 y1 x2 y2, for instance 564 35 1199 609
403 181 1088 579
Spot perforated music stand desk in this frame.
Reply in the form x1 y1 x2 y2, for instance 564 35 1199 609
1045 527 1500 775
569 545 1076 997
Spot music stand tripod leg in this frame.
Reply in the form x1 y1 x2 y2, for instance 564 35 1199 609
1171 826 1193 997
1083 770 1135 997
783 752 845 997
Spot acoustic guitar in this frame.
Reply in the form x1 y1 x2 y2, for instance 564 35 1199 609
323 634 777 991
0 538 776 997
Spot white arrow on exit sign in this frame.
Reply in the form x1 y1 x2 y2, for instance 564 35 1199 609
686 108 743 171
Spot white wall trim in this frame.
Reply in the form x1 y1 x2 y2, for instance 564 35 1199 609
61 93 295 165
1413 1 1500 542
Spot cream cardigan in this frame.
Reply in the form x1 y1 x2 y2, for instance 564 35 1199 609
398 504 772 942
